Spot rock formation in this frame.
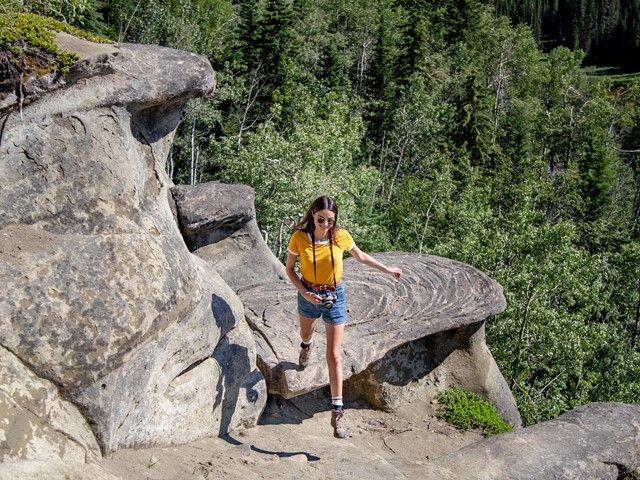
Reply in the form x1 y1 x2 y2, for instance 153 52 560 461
421 402 640 479
0 33 265 460
171 181 287 290
240 252 520 427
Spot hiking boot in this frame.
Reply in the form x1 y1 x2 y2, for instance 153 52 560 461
331 409 347 439
298 340 313 369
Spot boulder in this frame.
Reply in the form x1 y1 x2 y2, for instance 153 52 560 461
109 260 266 446
240 252 520 425
0 34 264 454
171 181 287 290
423 402 640 479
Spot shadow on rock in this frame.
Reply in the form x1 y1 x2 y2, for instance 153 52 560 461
353 324 481 388
212 341 251 437
215 375 323 462
211 293 237 334
258 387 371 426
130 103 185 145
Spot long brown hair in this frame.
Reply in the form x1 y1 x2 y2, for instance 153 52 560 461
294 195 340 240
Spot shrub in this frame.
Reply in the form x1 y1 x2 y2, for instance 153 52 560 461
436 388 512 437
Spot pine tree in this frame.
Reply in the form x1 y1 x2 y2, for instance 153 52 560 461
257 0 296 82
235 0 262 72
367 0 402 142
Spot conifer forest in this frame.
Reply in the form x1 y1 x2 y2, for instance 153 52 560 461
4 0 640 426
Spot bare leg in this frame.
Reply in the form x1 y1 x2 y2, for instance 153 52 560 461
325 323 345 399
299 315 317 343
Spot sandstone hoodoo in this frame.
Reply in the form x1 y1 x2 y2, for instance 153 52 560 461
0 34 265 458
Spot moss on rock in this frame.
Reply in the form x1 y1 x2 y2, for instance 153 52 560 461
0 12 111 99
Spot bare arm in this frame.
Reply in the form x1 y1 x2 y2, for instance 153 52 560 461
349 245 402 279
285 252 322 304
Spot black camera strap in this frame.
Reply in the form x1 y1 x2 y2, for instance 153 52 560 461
311 230 338 290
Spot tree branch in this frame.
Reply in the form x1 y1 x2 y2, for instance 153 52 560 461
613 147 640 153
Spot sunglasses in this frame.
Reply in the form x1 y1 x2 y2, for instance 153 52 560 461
316 216 335 225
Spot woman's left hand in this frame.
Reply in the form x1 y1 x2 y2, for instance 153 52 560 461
387 267 402 279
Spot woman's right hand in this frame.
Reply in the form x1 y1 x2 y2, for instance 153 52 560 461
303 290 322 304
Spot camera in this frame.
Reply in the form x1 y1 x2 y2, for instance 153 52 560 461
319 290 338 309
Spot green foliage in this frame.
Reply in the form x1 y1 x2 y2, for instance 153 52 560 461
436 388 513 437
2 0 110 32
103 0 234 57
24 0 103 29
0 12 109 79
495 0 640 69
207 88 380 259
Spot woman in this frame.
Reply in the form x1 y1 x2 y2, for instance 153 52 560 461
286 195 402 439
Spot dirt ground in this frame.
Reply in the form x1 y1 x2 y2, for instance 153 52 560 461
102 392 483 480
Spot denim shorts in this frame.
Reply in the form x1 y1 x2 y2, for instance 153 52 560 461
297 283 347 325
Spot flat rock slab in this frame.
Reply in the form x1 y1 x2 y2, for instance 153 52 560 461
422 402 640 479
239 252 506 398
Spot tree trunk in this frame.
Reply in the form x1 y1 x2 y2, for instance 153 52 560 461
491 43 510 144
189 119 196 185
387 136 409 202
417 195 436 254
633 281 640 348
357 39 372 94
276 219 285 261
120 0 143 41
237 64 265 149
165 148 174 180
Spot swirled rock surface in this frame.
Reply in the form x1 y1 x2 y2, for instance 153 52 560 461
240 252 518 424
0 33 265 457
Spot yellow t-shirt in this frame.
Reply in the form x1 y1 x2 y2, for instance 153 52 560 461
287 229 355 285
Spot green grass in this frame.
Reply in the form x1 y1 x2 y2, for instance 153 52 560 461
587 66 640 86
436 388 512 437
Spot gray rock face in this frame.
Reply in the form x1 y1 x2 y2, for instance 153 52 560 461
171 181 287 290
347 322 522 428
0 37 264 455
423 402 640 479
240 252 518 424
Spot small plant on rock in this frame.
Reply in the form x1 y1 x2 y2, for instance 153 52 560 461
436 388 512 437
0 12 110 110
